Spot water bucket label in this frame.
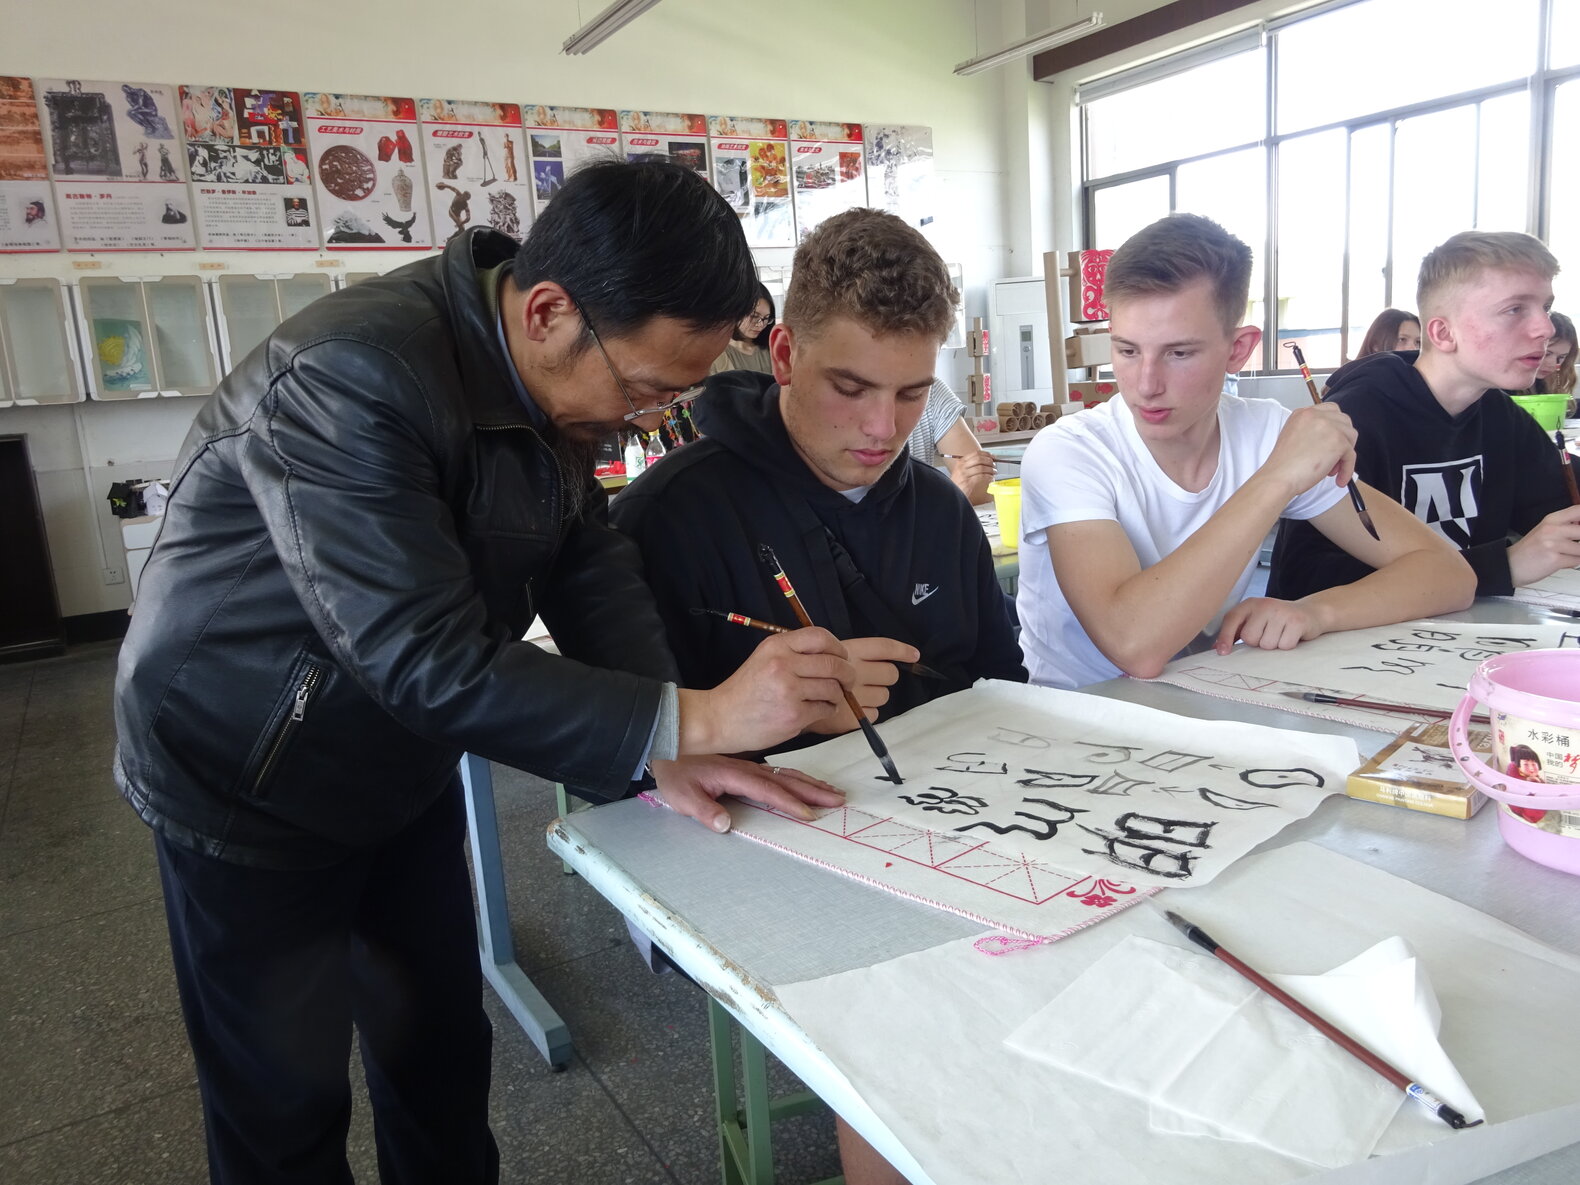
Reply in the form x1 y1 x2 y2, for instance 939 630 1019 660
1493 710 1580 837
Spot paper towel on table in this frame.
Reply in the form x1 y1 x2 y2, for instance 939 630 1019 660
1004 934 1480 1169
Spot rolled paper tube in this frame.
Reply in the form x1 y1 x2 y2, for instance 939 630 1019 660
1031 414 1047 428
999 417 1015 432
1040 404 1056 414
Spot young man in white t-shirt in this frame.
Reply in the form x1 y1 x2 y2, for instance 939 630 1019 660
1017 213 1475 690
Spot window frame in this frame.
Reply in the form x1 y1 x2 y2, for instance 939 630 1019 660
1077 0 1580 373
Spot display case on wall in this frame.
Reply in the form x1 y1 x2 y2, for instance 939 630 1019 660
76 276 221 399
339 271 382 287
214 273 334 371
0 279 85 406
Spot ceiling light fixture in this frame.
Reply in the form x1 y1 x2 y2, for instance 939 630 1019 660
954 12 1105 76
563 0 665 55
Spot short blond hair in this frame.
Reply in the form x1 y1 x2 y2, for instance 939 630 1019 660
783 208 957 341
1416 231 1558 320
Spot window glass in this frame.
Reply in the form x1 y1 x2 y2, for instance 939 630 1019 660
1276 130 1347 369
1085 48 1264 179
1346 124 1394 350
1552 1 1580 70
1391 106 1477 312
1548 79 1580 312
1090 174 1170 251
1277 0 1538 133
1476 91 1530 236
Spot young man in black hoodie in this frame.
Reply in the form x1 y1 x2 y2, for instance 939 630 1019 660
1271 230 1580 598
611 208 1024 747
611 200 1024 1185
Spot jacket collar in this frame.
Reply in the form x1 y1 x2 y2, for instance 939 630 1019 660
437 227 539 429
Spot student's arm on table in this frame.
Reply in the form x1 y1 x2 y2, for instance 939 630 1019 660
937 419 996 505
1217 484 1475 652
1504 433 1580 586
1049 405 1358 679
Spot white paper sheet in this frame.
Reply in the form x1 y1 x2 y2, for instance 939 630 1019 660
1508 567 1580 613
775 843 1580 1185
1005 935 1480 1169
740 682 1356 939
1152 621 1580 731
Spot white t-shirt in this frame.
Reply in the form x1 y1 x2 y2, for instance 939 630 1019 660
1016 394 1348 689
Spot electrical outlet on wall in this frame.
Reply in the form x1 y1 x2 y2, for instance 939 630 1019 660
102 567 125 586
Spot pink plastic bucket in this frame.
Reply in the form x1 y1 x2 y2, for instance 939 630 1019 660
1449 649 1580 875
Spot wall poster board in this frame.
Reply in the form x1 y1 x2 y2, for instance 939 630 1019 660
708 114 792 249
520 105 620 219
181 85 317 250
418 98 532 245
865 124 934 230
789 119 866 242
0 78 61 252
302 93 432 250
618 110 709 180
38 77 195 251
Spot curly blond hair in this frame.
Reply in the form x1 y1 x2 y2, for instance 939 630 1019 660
783 208 957 341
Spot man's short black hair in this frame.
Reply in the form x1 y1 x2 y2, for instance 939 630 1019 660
512 158 756 341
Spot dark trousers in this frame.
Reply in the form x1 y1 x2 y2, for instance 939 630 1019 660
155 779 499 1185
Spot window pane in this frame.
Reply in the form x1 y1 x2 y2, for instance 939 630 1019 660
1348 125 1393 348
1553 1 1580 70
1392 106 1477 315
1090 174 1169 251
1475 91 1529 234
1548 80 1580 312
1276 131 1347 369
1276 0 1538 134
1085 48 1264 179
1177 147 1267 366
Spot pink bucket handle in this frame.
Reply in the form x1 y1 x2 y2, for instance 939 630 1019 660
1449 692 1580 810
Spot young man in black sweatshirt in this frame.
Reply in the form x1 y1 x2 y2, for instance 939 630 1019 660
611 201 1023 1185
611 209 1024 754
1271 230 1580 599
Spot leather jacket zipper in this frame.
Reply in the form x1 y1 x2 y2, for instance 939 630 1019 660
254 662 321 793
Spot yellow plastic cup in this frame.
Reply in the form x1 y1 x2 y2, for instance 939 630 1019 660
1512 393 1569 432
987 478 1022 551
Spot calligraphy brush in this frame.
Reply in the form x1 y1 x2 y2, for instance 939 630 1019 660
1282 341 1381 541
1556 431 1580 506
1163 910 1482 1131
689 608 948 680
756 544 905 783
1276 690 1488 723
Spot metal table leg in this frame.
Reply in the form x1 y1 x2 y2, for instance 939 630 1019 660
459 752 573 1071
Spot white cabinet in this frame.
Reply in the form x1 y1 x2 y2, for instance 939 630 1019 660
0 278 84 406
77 276 221 399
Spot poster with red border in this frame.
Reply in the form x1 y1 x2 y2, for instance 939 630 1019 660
181 85 318 250
789 120 866 242
0 78 60 252
707 114 791 249
520 104 620 219
618 110 709 180
37 77 195 251
302 93 432 250
418 98 531 246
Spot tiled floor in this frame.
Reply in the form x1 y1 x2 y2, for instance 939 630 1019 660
0 641 841 1184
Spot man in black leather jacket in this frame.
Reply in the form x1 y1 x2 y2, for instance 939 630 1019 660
114 160 861 1185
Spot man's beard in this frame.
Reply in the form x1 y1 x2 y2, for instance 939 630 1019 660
541 425 601 521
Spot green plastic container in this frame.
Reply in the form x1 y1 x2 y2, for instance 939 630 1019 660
1512 393 1569 431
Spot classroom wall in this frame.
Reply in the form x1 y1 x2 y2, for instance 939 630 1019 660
0 0 1021 618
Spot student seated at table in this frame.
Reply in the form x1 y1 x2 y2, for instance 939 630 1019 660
1017 213 1474 691
908 378 998 504
612 207 1025 743
1270 230 1580 601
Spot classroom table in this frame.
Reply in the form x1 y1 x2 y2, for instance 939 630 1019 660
544 600 1580 1185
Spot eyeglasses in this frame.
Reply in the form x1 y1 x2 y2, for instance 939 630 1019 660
578 306 706 424
744 311 773 328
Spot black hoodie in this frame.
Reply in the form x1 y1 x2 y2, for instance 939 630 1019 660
1269 350 1571 599
609 372 1025 747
